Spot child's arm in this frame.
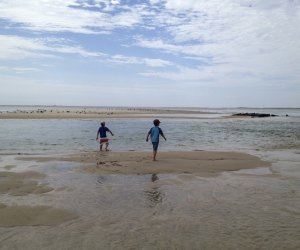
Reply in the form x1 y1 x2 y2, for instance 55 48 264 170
159 128 167 141
108 129 114 136
96 129 99 140
146 130 151 141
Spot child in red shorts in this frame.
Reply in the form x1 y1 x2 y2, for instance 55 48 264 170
96 121 114 151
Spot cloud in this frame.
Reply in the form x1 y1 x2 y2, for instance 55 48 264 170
110 54 173 67
0 66 41 74
0 35 105 60
0 34 173 71
0 0 143 34
0 0 299 106
134 0 300 84
0 34 174 73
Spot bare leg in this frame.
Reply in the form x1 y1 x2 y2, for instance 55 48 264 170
100 144 103 151
105 143 109 151
153 150 157 161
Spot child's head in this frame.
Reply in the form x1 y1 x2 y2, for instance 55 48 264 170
101 121 105 127
153 119 160 126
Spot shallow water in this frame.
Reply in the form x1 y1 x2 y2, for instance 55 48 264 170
0 114 300 155
0 151 300 249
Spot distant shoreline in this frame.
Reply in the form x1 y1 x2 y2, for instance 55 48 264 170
0 106 297 119
0 107 225 119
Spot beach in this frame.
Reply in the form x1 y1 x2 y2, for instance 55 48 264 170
0 106 300 249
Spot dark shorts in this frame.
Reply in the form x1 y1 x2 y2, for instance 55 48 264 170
152 142 159 151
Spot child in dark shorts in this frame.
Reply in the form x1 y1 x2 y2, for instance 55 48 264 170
146 119 166 161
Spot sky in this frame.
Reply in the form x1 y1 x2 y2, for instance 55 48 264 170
0 0 299 107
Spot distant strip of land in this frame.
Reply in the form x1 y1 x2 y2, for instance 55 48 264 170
0 107 220 119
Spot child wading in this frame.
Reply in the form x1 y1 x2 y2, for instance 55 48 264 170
96 121 114 151
146 119 167 161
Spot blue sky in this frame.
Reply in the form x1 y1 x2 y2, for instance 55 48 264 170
0 0 299 107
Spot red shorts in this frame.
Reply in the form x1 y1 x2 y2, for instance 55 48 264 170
100 138 109 144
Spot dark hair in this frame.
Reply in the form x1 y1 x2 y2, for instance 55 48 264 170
153 119 160 126
101 121 105 126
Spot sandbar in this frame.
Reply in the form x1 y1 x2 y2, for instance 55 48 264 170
18 151 271 177
0 107 218 119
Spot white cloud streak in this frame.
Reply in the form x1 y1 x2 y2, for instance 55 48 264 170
0 35 105 60
0 66 41 74
110 54 173 67
0 34 172 70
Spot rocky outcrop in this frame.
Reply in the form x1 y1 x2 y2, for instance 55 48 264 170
233 113 278 118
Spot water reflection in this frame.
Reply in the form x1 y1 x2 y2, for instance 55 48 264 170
151 173 159 182
97 175 106 184
144 174 164 207
144 188 164 207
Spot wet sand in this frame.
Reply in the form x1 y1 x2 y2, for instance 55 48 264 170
0 171 53 196
18 151 271 176
1 150 300 249
0 169 77 227
0 151 270 228
0 203 78 227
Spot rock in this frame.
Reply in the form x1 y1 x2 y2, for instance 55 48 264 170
233 113 278 118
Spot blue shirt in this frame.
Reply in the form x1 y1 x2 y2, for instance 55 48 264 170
98 126 109 138
149 126 163 143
